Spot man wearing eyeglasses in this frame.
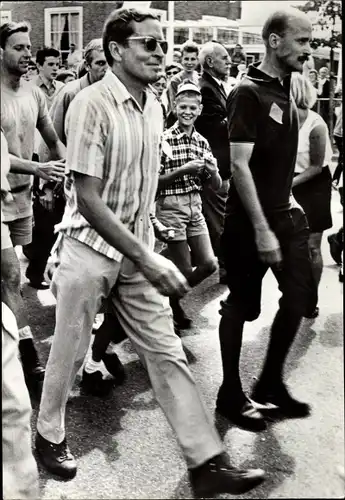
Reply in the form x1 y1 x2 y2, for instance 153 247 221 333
34 7 265 497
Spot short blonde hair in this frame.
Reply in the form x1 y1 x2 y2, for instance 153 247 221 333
291 72 317 110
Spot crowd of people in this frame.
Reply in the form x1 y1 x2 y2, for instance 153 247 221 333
1 4 343 499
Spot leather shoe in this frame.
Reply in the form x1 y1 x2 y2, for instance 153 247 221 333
328 234 342 265
170 297 192 330
81 370 114 397
101 352 126 385
251 381 311 419
35 432 77 479
304 306 319 319
216 398 266 432
27 279 50 290
190 452 265 497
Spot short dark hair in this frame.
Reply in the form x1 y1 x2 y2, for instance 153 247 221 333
36 46 60 66
180 41 199 57
0 21 31 49
102 7 159 66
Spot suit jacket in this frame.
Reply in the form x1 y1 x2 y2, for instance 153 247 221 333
195 71 230 180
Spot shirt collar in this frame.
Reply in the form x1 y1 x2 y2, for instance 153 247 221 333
103 70 156 111
247 62 292 94
36 74 56 90
211 75 224 88
171 121 197 140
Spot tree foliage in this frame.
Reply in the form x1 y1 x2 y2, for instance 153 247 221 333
297 0 342 49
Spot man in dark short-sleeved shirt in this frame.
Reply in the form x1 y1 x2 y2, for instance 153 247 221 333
216 8 318 432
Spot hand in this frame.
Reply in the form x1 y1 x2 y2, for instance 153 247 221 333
39 187 54 211
138 251 190 297
158 226 175 243
36 160 65 182
183 159 205 175
203 155 218 176
255 227 283 268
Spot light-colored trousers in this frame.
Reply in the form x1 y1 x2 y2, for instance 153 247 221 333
37 235 223 468
2 302 39 500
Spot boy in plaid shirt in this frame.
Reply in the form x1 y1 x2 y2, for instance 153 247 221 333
156 82 222 330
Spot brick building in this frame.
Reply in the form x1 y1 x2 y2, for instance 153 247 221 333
0 1 242 59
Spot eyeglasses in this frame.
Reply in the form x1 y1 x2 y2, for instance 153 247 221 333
166 70 180 77
126 36 168 55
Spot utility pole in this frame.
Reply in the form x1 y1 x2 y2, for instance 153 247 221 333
167 1 175 64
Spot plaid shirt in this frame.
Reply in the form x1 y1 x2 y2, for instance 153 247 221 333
158 122 212 197
55 70 163 262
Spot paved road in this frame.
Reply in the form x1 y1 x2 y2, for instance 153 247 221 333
20 185 344 499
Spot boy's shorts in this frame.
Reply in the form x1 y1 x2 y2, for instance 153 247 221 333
3 216 33 248
156 192 208 242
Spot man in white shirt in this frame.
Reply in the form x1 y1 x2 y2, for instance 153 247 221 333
66 43 83 72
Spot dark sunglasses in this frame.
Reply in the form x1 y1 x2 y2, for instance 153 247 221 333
127 36 168 55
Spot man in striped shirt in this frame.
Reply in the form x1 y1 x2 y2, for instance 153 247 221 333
35 7 265 496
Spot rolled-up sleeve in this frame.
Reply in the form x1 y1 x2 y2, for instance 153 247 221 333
65 93 108 179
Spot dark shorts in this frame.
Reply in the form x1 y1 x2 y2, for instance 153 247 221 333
221 206 317 322
292 166 333 233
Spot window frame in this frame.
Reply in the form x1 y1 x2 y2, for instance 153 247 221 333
44 6 83 52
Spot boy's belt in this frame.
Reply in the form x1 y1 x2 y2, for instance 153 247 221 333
10 183 31 194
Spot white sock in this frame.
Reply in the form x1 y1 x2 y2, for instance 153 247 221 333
105 342 118 355
93 314 104 331
18 325 33 340
84 358 104 374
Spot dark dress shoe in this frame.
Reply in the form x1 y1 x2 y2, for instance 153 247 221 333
35 432 77 479
251 382 311 419
25 268 50 289
101 352 126 385
27 278 50 290
80 370 114 397
190 452 265 497
328 234 342 265
304 306 319 319
216 398 266 432
170 297 192 330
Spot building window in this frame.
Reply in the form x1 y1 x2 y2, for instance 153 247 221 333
192 27 214 45
0 10 12 25
217 28 239 45
174 27 189 46
44 7 83 60
242 32 262 45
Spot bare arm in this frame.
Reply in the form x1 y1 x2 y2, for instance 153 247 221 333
9 155 65 182
292 124 326 188
204 158 222 191
230 142 282 266
74 173 189 297
37 116 66 160
158 160 204 189
230 142 270 230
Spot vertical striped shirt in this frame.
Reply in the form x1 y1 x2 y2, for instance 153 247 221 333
56 70 163 262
